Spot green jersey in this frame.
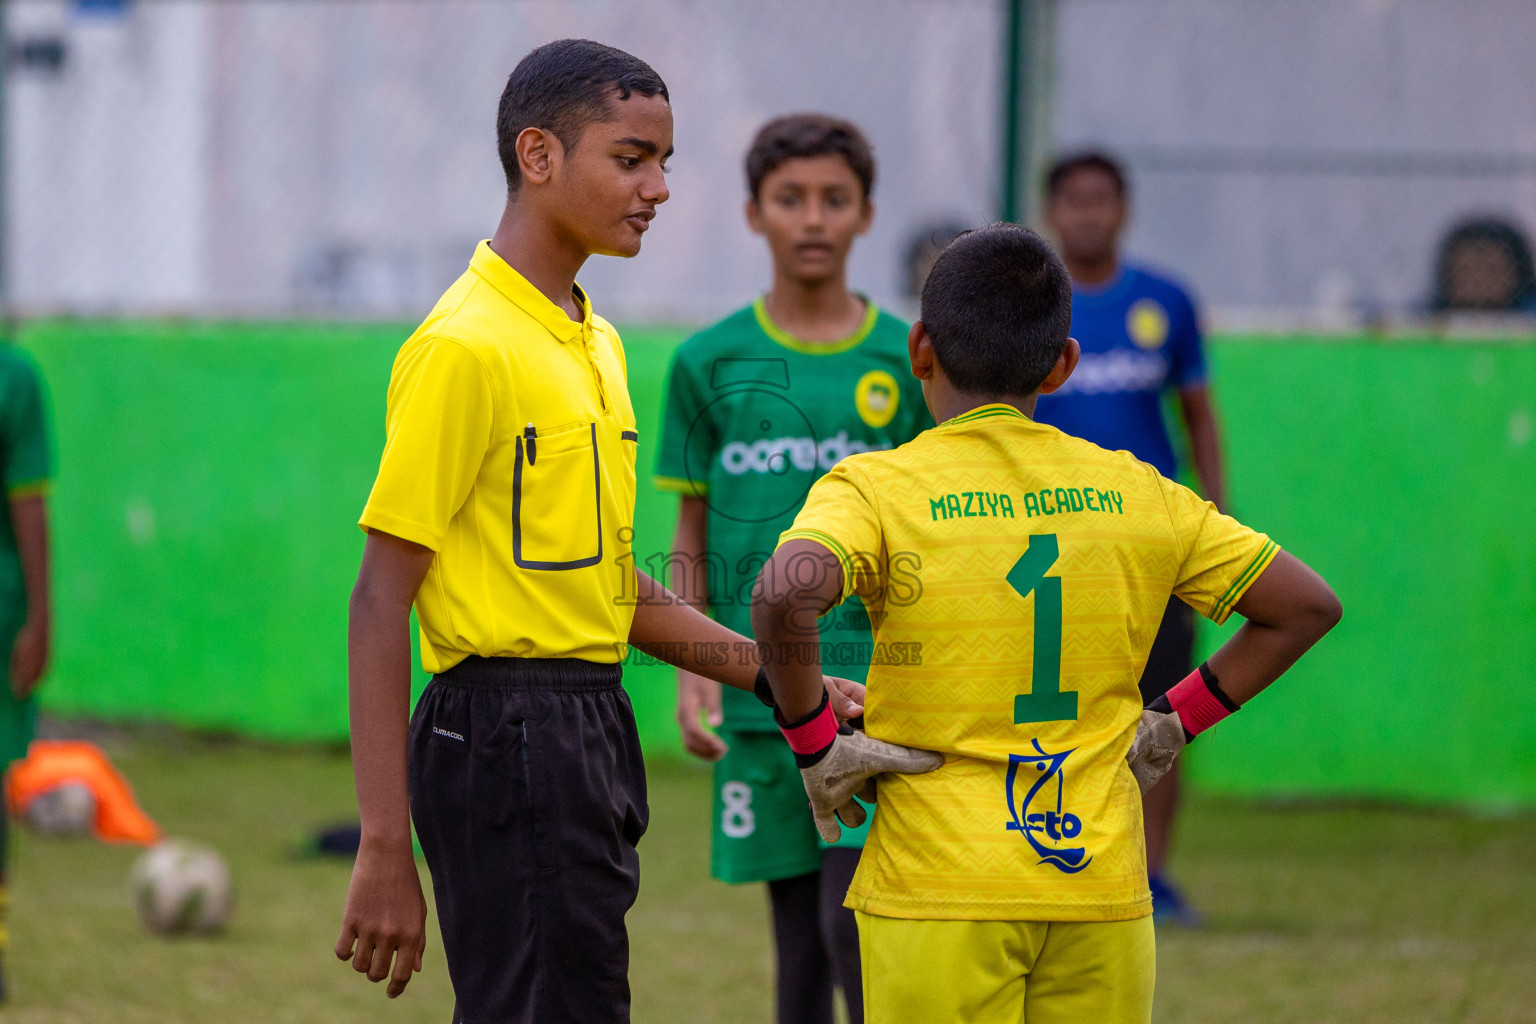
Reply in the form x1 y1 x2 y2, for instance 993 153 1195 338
0 347 50 630
0 346 52 764
655 298 932 730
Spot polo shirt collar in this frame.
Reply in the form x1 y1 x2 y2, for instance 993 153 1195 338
469 240 592 343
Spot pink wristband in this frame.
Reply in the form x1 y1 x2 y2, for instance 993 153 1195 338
779 700 839 756
1166 668 1235 737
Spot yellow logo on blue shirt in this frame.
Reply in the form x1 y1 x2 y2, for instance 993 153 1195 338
1126 299 1169 350
855 369 900 428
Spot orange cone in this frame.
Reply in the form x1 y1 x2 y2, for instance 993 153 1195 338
5 740 160 845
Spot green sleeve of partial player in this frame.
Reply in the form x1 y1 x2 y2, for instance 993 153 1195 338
654 344 714 494
2 353 53 496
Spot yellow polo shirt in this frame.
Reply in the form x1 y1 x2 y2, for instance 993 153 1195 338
360 241 640 671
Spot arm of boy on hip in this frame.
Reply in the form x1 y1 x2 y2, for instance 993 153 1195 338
4 355 53 700
336 529 433 999
751 540 943 843
9 494 50 698
1206 550 1340 704
669 495 728 761
1127 550 1341 793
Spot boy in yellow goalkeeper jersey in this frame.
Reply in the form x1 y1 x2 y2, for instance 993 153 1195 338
751 223 1341 1024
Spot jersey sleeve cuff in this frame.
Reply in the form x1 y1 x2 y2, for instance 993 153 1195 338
653 474 709 496
778 528 857 603
5 478 50 500
358 507 442 552
1209 538 1279 624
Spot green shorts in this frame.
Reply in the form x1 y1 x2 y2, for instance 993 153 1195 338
710 729 871 885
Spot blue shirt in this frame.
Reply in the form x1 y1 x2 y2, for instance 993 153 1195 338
1034 263 1206 478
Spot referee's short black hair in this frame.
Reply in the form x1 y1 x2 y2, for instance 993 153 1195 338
920 224 1073 396
1045 150 1129 200
745 114 876 200
497 39 669 193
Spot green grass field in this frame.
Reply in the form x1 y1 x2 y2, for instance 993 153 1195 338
5 730 1534 1023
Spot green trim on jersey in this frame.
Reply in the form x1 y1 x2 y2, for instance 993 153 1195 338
751 295 881 356
780 527 853 568
1212 538 1278 622
5 479 49 500
944 402 1029 427
654 474 707 496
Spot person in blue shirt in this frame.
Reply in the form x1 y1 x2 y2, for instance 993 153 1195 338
1034 151 1227 926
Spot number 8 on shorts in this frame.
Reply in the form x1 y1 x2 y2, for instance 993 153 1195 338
720 781 755 839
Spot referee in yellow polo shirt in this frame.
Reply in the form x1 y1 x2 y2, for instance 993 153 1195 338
332 41 914 1024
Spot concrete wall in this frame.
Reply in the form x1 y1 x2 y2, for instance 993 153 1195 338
5 0 1534 320
1055 0 1536 317
5 0 1001 320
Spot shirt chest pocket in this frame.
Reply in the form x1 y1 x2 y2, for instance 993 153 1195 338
513 420 603 570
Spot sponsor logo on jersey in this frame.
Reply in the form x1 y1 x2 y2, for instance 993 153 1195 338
854 369 900 428
1051 349 1168 396
719 429 889 476
1127 298 1170 350
1004 739 1093 874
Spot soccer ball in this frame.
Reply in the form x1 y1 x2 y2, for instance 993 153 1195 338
129 840 233 936
24 781 97 837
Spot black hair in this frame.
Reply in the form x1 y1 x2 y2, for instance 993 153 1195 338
745 114 876 200
1044 150 1129 201
904 221 972 299
920 223 1073 395
496 39 669 193
1431 217 1536 311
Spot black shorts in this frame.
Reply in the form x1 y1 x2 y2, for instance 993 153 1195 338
1138 599 1196 704
408 656 649 1024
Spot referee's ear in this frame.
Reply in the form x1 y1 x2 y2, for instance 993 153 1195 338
1037 337 1081 396
514 126 559 188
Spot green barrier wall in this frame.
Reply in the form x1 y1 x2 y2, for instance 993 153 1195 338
17 322 1536 806
1191 337 1535 807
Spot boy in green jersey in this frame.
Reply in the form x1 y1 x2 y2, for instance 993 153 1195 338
0 345 53 1002
654 114 932 1024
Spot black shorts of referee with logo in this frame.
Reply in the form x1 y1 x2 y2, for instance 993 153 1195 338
408 656 648 1024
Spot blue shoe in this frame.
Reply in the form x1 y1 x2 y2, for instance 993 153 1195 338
1149 873 1202 927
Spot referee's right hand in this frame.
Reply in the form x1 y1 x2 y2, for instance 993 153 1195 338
335 838 428 998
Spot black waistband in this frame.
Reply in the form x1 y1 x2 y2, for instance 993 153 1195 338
434 656 623 693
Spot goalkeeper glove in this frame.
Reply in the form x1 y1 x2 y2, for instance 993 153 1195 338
1126 662 1241 795
776 691 944 842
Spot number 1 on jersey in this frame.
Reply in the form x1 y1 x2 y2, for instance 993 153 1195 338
1006 533 1079 723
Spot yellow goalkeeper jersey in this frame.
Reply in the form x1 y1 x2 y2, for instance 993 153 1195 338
780 403 1278 921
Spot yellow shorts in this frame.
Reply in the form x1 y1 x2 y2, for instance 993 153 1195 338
857 912 1155 1024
